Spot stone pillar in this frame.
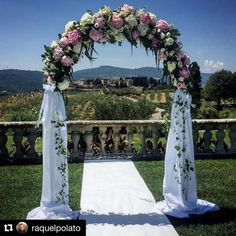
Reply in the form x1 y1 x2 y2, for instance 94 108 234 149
0 128 9 159
70 126 80 160
203 125 212 153
216 124 225 153
127 127 134 153
13 128 23 158
152 126 160 155
140 126 147 155
113 127 121 154
84 126 93 157
229 124 236 153
26 127 38 157
99 126 107 155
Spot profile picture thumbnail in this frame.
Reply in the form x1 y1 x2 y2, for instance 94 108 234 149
16 222 28 234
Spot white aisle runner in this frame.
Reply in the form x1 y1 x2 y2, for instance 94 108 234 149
80 160 178 236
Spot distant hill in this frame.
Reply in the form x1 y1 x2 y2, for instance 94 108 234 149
0 66 211 93
73 66 163 79
0 69 43 93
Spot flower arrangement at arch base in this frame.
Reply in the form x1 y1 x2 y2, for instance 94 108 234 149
42 4 191 91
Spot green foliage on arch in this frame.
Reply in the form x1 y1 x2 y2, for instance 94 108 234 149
42 4 191 91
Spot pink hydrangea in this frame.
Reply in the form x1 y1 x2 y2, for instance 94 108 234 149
111 15 124 29
59 37 70 48
53 47 64 61
132 30 141 40
179 68 190 78
89 29 103 41
156 19 170 30
61 55 73 67
121 4 133 13
151 37 159 48
139 14 152 25
67 30 81 45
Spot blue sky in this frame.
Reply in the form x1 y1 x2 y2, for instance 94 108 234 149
0 0 235 73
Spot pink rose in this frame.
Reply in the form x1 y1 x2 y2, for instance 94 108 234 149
111 15 124 29
95 17 105 28
179 68 190 78
59 37 70 48
151 37 159 48
67 30 81 45
89 29 103 41
176 50 184 60
61 55 73 67
53 47 64 61
121 4 133 13
177 41 183 49
156 19 170 30
183 54 190 65
139 14 152 25
132 30 141 40
176 82 186 89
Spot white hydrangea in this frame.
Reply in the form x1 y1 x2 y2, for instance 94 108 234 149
137 23 149 36
125 14 138 28
58 79 70 91
51 41 59 49
80 13 94 26
65 21 76 33
73 44 82 54
135 9 145 18
149 12 157 24
114 33 125 42
179 77 185 82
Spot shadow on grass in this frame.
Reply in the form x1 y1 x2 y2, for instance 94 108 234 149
168 208 236 226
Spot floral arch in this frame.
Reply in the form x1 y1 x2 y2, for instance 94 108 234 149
42 4 190 90
27 4 218 220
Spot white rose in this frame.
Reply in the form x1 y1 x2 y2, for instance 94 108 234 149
58 79 70 91
165 37 174 46
65 21 76 32
167 62 176 72
80 13 94 26
135 9 145 18
137 23 149 36
51 41 59 49
148 34 154 40
178 61 183 68
149 12 157 24
169 50 175 56
125 14 138 28
73 44 82 54
179 77 185 82
160 32 166 39
166 32 171 37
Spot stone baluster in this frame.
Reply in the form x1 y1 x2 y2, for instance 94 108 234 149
193 123 199 154
83 126 93 157
0 128 9 159
216 124 225 153
13 128 23 158
70 126 80 160
99 126 107 155
229 124 236 153
127 127 134 153
113 127 121 154
26 127 38 157
140 126 147 155
203 125 212 153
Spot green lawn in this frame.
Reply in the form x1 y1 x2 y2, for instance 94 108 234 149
0 160 235 236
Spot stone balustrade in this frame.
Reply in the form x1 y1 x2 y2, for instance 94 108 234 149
0 119 236 164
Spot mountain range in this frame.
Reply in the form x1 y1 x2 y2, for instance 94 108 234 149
0 66 211 93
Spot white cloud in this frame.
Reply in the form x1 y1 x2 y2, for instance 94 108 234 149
204 59 224 73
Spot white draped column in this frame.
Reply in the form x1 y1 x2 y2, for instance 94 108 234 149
27 85 79 219
156 88 219 218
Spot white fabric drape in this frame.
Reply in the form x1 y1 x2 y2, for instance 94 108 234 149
27 85 78 219
156 88 219 218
